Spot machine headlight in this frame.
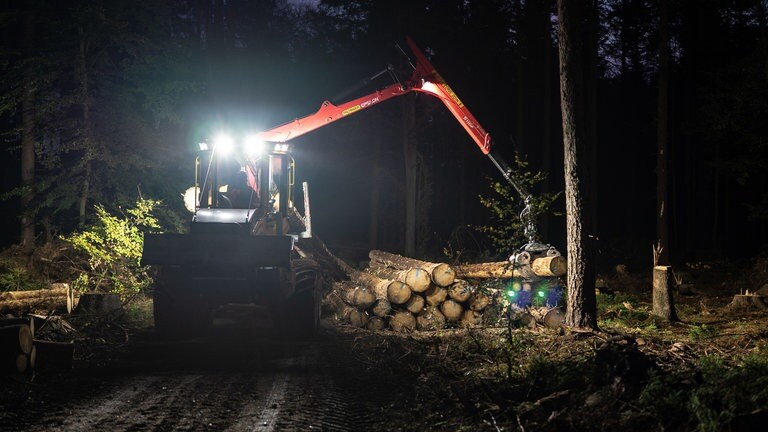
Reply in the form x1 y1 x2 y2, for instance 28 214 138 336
244 135 267 157
214 133 234 156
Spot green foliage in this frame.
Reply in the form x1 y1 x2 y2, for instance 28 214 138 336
691 353 768 431
63 198 160 297
0 259 40 292
476 154 560 258
689 323 720 342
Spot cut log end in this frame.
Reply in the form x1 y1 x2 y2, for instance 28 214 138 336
440 299 464 321
386 281 412 305
390 311 416 333
404 268 431 293
417 309 446 331
404 295 425 314
430 263 456 287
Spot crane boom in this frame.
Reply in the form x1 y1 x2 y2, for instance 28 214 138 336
256 37 544 248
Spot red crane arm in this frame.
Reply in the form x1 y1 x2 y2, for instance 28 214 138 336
256 37 493 155
256 82 408 143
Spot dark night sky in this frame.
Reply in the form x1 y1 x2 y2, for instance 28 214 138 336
1 0 766 267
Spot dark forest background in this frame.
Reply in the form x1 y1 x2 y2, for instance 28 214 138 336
1 0 767 269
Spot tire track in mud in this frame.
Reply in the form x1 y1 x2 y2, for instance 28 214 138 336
20 337 376 432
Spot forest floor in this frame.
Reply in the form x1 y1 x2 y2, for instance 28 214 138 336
2 256 768 431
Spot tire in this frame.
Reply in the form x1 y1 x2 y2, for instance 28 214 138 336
278 269 321 339
152 266 210 339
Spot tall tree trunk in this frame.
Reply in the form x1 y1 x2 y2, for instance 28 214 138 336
656 0 671 265
557 0 598 329
20 2 36 248
403 95 417 257
368 138 381 249
78 26 92 228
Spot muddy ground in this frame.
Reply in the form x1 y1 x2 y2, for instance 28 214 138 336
3 258 768 431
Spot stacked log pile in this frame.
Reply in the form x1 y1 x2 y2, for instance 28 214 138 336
0 283 80 374
0 313 76 373
326 250 500 332
325 250 568 332
0 283 76 315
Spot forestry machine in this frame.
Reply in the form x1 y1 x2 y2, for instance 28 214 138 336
141 38 559 338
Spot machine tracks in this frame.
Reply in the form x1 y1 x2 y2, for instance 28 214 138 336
6 334 379 432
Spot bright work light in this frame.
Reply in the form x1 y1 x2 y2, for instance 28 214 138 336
244 135 266 157
214 133 234 156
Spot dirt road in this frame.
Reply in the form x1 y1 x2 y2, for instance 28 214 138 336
2 327 409 432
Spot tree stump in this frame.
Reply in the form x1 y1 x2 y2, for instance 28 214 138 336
728 294 767 311
652 266 678 321
74 293 123 316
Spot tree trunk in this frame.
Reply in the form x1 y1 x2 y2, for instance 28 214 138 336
652 266 678 321
557 0 598 329
20 1 36 248
403 94 417 257
656 0 671 265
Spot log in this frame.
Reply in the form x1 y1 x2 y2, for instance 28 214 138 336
369 266 432 293
0 324 34 355
335 282 376 309
440 299 464 322
366 316 387 331
652 266 678 321
454 261 522 279
507 309 537 329
348 310 370 328
0 317 34 337
325 292 358 322
448 280 472 302
460 310 484 328
16 353 28 373
371 299 392 317
0 284 70 301
417 308 446 331
455 256 567 279
389 311 417 332
468 293 491 312
424 285 448 307
530 256 567 277
348 270 412 305
404 295 425 314
529 307 565 328
32 340 75 370
369 250 455 287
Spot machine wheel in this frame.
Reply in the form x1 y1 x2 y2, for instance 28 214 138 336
278 265 321 338
152 266 210 339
